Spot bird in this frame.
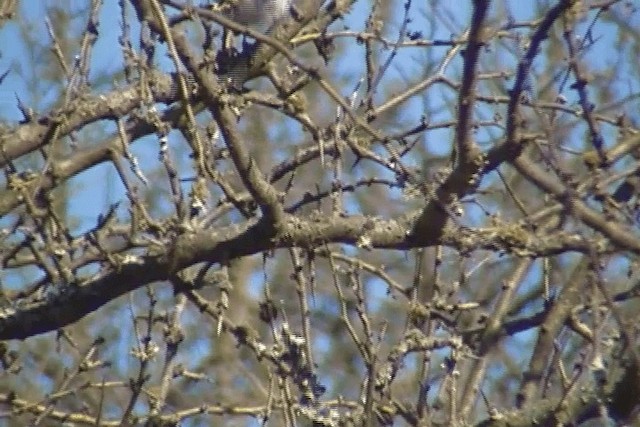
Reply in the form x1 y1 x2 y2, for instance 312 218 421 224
210 0 292 86
219 0 291 32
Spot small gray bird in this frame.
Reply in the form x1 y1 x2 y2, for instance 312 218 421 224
223 0 291 31
212 0 292 85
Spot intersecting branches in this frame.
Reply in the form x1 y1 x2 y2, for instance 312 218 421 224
1 0 639 425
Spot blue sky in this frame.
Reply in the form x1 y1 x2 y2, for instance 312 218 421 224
0 2 638 423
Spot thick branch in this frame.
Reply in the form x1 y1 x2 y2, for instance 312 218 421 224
0 212 608 340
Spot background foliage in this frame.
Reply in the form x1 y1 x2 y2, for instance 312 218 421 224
0 0 639 425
